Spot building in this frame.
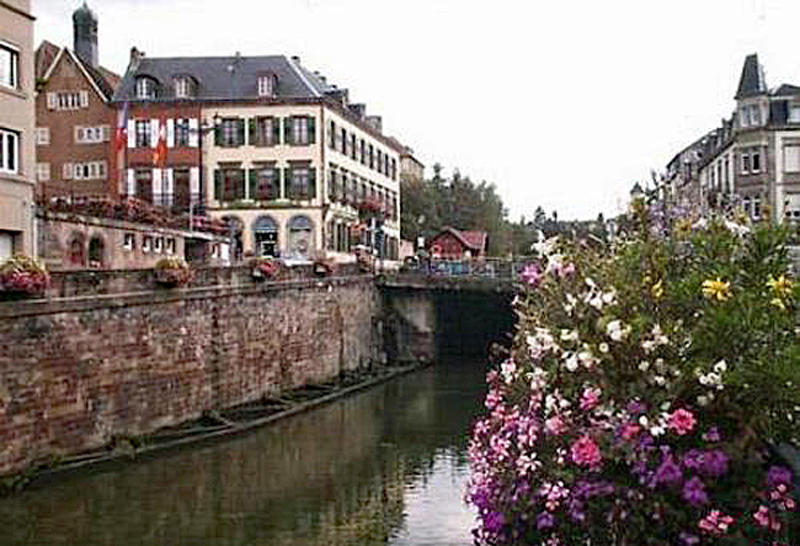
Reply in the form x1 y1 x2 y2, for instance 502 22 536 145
666 54 800 222
427 227 487 260
400 146 424 181
0 0 36 259
34 3 121 202
112 52 404 263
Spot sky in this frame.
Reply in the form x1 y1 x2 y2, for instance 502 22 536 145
33 0 800 221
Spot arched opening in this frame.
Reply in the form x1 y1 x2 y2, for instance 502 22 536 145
67 233 86 267
88 235 105 269
252 215 279 257
221 215 244 262
287 215 314 260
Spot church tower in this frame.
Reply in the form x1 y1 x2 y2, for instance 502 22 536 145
73 2 98 68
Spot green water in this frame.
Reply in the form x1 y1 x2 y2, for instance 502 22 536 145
0 361 487 545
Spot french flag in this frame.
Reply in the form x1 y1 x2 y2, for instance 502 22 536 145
115 102 129 153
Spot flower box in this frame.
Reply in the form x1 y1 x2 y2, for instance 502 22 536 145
0 255 50 299
154 257 192 288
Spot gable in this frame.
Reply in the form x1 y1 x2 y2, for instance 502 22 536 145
41 47 109 102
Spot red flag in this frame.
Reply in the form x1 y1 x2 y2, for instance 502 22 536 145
153 119 167 167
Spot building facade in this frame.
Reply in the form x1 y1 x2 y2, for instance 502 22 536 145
34 4 120 201
666 54 800 223
427 227 487 260
0 0 36 259
113 53 404 263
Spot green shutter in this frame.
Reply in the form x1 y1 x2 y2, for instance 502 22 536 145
237 119 245 147
284 117 293 145
273 168 281 199
309 168 317 200
307 116 316 144
214 126 221 147
285 167 292 199
249 169 257 200
214 169 222 200
248 119 256 146
272 117 281 145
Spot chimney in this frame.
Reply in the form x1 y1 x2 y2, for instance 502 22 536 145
349 103 366 119
366 115 383 133
291 55 301 65
73 2 98 67
129 47 144 71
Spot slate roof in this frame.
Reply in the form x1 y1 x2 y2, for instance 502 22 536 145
113 55 332 102
735 54 767 99
35 41 121 100
773 84 800 97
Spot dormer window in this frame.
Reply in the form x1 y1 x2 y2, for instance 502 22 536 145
135 76 158 100
258 74 276 98
173 76 194 99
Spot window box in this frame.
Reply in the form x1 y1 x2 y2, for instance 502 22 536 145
0 255 49 298
154 257 192 287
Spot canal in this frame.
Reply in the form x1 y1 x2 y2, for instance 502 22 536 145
0 359 488 545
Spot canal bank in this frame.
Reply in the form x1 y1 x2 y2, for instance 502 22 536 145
0 359 488 546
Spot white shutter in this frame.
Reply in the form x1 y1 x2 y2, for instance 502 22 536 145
152 168 163 200
102 125 111 142
79 90 89 108
188 118 199 147
127 168 135 196
47 93 57 110
74 126 82 143
189 166 200 195
164 168 174 198
784 146 800 173
62 163 73 180
127 120 136 148
151 119 159 148
166 119 175 148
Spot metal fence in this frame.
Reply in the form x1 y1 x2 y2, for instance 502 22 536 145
403 258 526 281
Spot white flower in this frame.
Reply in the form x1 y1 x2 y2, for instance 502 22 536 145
560 329 579 342
650 425 666 436
653 375 666 386
641 340 657 353
723 219 750 236
564 293 578 315
697 395 710 406
598 342 609 354
585 277 597 289
638 360 650 372
638 416 649 427
564 352 579 372
500 359 517 384
533 236 559 257
589 294 605 311
578 348 599 369
606 319 631 342
601 289 617 305
713 360 727 373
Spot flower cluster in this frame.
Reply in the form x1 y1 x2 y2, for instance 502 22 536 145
251 257 281 280
154 257 192 287
467 206 799 545
0 254 50 296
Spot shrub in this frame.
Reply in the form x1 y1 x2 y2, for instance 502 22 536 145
154 257 192 287
0 255 49 296
467 201 799 545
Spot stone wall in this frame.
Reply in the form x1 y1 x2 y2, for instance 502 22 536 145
0 277 381 476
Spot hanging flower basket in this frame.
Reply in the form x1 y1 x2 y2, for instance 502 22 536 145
358 197 386 221
154 257 192 287
0 255 50 298
251 257 281 281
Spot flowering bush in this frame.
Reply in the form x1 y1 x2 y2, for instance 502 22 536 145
0 255 50 296
251 257 281 281
468 201 799 545
358 197 387 221
154 257 192 287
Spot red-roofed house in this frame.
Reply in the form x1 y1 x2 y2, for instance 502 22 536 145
427 227 487 259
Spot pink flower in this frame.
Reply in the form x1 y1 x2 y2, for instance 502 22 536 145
521 263 542 287
668 408 696 436
570 435 602 467
620 423 641 441
698 510 734 536
579 387 601 411
545 416 566 436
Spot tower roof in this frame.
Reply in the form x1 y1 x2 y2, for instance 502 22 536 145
73 2 96 23
735 53 767 99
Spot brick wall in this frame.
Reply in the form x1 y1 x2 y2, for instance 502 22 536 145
0 278 381 476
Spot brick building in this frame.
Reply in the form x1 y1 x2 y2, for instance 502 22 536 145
0 0 36 259
665 54 800 222
427 227 487 260
34 3 120 201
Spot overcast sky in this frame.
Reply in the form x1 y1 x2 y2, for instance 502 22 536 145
34 0 800 221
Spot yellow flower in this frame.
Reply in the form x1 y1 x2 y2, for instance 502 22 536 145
767 275 793 299
702 278 731 302
651 280 664 300
770 297 786 311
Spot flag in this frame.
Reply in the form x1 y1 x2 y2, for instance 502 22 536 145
115 102 129 153
153 118 167 167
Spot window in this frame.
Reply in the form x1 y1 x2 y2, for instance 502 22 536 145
75 125 110 144
329 120 337 149
49 91 88 110
257 75 275 97
214 166 245 201
251 117 279 146
749 104 761 126
175 118 190 147
329 167 338 201
135 119 151 147
36 162 50 181
166 238 176 254
741 150 751 174
217 118 244 147
35 127 50 146
142 235 153 253
789 105 800 124
154 237 164 254
753 196 762 219
340 128 347 155
0 44 19 89
751 149 762 172
123 233 136 250
350 134 357 160
71 161 107 180
784 145 800 173
135 169 153 202
0 128 19 174
284 116 315 146
249 165 280 200
287 164 316 200
377 150 383 174
135 77 157 100
173 76 193 99
359 139 366 164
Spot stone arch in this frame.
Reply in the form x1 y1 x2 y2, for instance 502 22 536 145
252 215 279 257
88 234 105 268
287 215 314 259
67 231 86 267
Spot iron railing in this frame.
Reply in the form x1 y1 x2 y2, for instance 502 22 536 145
402 258 527 281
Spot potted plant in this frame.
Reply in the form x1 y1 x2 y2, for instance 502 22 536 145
251 257 281 281
154 257 192 288
0 255 50 298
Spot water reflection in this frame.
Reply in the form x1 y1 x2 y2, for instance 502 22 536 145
0 360 487 546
